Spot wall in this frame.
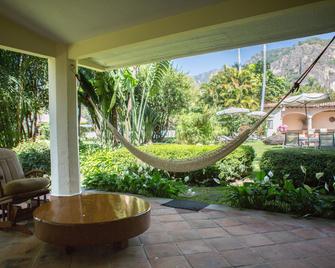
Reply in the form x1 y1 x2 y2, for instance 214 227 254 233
312 111 335 129
283 113 306 130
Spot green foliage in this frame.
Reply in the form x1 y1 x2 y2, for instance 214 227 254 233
176 112 215 144
147 68 192 142
224 176 335 218
200 66 259 110
246 62 288 103
0 49 48 148
14 141 51 174
83 165 187 198
218 145 255 181
81 144 255 186
260 148 335 189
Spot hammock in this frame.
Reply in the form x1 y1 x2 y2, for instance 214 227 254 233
78 36 334 173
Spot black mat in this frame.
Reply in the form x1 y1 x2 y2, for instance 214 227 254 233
162 200 208 211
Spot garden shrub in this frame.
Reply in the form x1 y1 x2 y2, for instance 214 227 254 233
260 148 335 189
83 165 187 198
224 175 335 218
14 141 51 174
81 144 255 185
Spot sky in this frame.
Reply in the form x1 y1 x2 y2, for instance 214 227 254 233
172 32 335 76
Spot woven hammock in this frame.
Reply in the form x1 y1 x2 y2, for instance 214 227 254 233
79 36 334 173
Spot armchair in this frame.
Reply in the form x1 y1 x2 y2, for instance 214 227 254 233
0 148 50 233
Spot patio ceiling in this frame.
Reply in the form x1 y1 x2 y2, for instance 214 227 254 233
0 0 334 70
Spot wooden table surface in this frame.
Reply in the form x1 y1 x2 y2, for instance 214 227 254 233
33 193 151 247
34 193 151 225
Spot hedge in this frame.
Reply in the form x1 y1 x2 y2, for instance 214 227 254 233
260 148 335 188
14 141 51 174
81 144 255 185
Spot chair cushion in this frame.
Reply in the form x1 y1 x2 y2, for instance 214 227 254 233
3 177 50 196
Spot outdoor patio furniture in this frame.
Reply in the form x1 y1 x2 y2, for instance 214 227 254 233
319 130 335 147
285 131 299 147
33 193 151 252
0 148 50 233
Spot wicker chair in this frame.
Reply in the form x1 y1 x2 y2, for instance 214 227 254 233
0 148 50 233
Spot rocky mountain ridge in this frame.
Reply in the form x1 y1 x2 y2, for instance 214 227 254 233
193 38 335 90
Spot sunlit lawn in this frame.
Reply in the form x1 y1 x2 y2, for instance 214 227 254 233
245 140 282 172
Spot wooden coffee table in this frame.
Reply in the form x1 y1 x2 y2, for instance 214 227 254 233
33 193 150 250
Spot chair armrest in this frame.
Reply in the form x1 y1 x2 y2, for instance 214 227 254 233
25 169 47 178
0 175 4 197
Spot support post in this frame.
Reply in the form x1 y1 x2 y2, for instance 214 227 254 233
48 45 80 196
307 114 312 130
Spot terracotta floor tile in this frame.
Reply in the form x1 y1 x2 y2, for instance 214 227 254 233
205 237 244 251
129 237 142 246
169 229 202 242
146 223 165 233
238 234 274 247
289 240 330 258
188 219 218 229
140 232 173 245
181 212 209 220
221 248 264 266
306 255 335 268
264 231 302 244
214 218 242 228
186 252 231 268
270 259 315 268
197 228 230 239
151 208 177 216
202 210 226 219
145 243 181 259
176 240 213 255
159 214 184 222
251 244 299 261
162 221 191 231
224 225 256 236
150 255 191 268
292 228 328 240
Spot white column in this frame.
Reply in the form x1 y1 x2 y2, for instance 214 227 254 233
307 114 313 130
48 45 80 196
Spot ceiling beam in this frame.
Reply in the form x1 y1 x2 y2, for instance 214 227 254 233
0 14 56 58
68 0 325 61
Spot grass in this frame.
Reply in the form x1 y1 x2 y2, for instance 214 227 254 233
179 186 228 205
245 140 282 172
179 140 281 204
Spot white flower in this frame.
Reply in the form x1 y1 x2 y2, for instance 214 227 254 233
263 176 270 183
213 178 221 184
268 171 273 177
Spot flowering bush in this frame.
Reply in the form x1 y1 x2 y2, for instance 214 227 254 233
277 124 288 133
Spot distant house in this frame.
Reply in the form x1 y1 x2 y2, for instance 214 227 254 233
265 101 335 137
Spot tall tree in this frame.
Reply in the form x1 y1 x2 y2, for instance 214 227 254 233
0 49 48 148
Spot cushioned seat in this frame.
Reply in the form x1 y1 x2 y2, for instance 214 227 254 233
0 148 50 233
3 177 50 196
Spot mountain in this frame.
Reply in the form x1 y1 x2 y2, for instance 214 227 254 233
248 38 335 90
193 69 219 85
192 38 335 90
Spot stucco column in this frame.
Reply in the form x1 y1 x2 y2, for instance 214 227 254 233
48 45 80 196
307 114 313 130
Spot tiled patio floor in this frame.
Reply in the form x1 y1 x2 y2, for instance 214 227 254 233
1 198 335 268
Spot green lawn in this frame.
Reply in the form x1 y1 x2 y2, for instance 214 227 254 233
179 140 281 204
245 140 282 172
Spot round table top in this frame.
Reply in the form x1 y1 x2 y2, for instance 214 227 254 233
33 193 151 225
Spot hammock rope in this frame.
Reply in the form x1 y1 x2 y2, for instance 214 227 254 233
76 36 334 173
